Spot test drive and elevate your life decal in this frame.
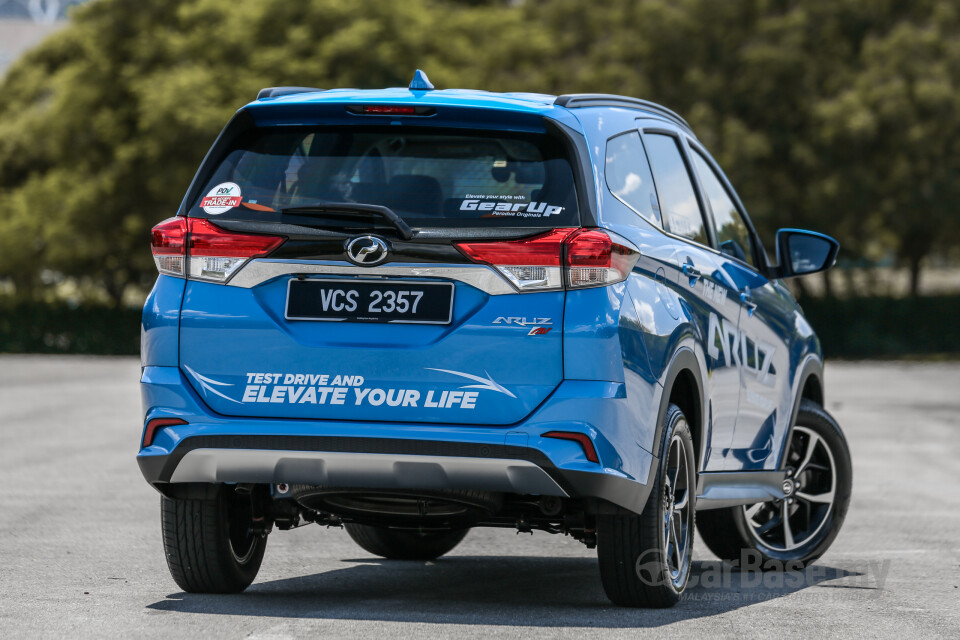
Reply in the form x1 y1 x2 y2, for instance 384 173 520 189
183 366 516 410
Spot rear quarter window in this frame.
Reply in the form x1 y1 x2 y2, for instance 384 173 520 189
605 131 661 225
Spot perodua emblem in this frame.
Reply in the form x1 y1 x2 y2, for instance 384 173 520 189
346 235 389 266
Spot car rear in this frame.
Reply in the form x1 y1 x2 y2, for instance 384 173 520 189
138 87 650 536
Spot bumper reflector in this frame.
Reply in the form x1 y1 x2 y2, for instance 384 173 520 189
542 431 599 463
142 417 188 448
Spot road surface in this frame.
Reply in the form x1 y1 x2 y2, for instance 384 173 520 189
0 356 957 638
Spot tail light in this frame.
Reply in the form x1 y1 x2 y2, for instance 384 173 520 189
455 228 639 292
456 228 573 291
151 217 284 283
565 229 638 288
150 218 188 277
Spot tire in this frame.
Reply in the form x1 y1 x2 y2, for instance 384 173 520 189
160 486 267 593
597 404 696 608
344 524 468 560
697 399 852 569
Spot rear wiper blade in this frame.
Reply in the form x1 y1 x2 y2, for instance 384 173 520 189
280 202 414 240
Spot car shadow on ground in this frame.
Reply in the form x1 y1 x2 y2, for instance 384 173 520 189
147 556 866 627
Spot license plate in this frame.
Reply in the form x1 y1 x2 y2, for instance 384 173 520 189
285 279 454 324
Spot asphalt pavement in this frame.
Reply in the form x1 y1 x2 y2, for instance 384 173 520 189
0 356 958 638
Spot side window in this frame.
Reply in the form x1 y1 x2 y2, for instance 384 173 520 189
644 133 708 245
691 150 755 267
605 131 661 225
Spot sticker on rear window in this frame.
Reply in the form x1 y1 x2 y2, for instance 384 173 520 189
459 195 564 219
200 182 242 215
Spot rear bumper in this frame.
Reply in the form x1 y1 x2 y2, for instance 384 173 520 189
138 434 652 512
137 366 659 513
164 450 566 495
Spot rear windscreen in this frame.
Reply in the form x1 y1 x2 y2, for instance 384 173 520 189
189 126 580 228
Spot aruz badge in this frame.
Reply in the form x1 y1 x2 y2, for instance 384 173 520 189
492 317 552 327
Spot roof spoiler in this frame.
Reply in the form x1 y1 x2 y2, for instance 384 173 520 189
257 86 325 100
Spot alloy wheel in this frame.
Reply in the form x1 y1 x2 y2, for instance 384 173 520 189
742 425 837 552
663 431 692 587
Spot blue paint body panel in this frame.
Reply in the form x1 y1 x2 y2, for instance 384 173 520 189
140 275 185 368
140 366 653 485
178 273 565 425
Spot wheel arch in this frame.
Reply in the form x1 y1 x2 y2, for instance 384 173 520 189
777 355 825 468
653 348 706 471
800 369 824 405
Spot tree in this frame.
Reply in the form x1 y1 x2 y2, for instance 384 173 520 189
1 0 958 303
0 0 530 304
815 2 960 296
498 0 957 295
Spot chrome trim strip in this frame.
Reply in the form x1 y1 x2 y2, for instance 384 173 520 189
695 470 786 511
228 259 518 295
169 449 569 496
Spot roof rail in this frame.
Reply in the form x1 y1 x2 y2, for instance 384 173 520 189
554 94 692 132
257 86 325 100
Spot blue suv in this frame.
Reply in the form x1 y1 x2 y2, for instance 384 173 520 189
139 71 852 607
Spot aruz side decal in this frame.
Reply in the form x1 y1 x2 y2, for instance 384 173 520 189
707 312 777 385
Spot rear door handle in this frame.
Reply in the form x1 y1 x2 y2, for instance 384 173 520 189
740 289 758 315
682 263 702 286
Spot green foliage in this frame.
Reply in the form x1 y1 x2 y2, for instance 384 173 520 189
499 0 960 296
0 298 140 354
0 0 528 303
814 2 960 292
800 294 960 359
1 0 959 304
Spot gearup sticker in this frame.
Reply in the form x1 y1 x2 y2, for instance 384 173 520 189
200 182 242 215
459 194 564 219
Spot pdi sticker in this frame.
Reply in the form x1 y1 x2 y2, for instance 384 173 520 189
200 182 242 215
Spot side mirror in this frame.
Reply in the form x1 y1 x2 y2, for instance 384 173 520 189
774 229 839 278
